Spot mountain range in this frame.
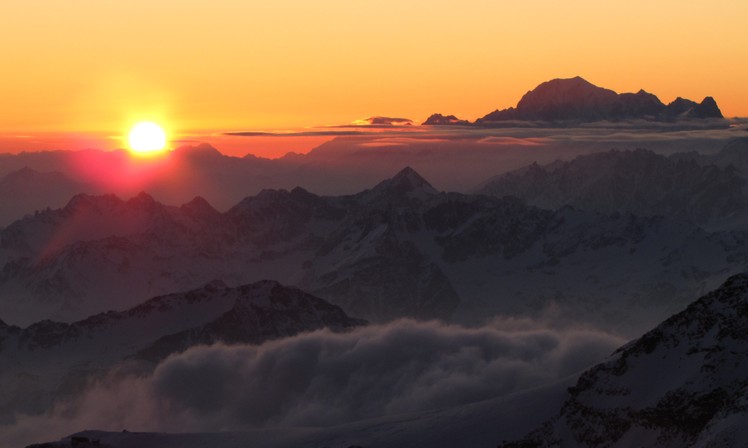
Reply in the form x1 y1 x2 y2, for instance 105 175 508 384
477 147 748 229
2 166 748 337
0 128 739 223
421 77 724 126
473 76 723 124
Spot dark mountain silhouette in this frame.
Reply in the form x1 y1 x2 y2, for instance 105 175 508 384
422 113 470 125
475 76 724 123
3 167 748 334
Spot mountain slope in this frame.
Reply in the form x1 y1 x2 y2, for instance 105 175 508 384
499 273 748 448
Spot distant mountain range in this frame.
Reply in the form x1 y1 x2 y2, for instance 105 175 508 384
424 76 723 125
3 166 748 336
477 147 748 228
0 133 740 222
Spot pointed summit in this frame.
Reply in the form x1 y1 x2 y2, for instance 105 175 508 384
379 167 437 193
692 96 723 118
362 167 438 203
392 166 435 187
180 196 220 219
126 191 159 210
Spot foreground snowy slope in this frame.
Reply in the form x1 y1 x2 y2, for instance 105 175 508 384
499 273 748 447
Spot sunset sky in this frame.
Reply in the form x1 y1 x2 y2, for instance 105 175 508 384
2 0 747 156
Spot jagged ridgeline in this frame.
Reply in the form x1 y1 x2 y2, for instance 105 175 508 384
3 165 748 335
477 147 748 227
480 76 722 123
423 76 723 125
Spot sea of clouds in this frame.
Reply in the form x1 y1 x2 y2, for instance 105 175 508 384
3 317 625 446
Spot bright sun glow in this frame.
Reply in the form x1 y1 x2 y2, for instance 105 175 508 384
128 121 167 155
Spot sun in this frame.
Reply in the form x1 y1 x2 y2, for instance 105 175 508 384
127 121 167 155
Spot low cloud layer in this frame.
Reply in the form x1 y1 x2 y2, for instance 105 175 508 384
4 318 625 446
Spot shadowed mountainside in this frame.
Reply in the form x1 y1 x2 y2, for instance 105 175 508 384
499 273 748 448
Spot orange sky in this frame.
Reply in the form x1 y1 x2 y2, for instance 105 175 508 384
2 0 747 156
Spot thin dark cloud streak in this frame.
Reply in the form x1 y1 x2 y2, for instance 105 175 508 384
225 130 368 137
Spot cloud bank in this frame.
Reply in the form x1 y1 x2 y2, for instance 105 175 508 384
4 318 625 446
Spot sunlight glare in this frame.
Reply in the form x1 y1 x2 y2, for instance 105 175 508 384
128 121 167 155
